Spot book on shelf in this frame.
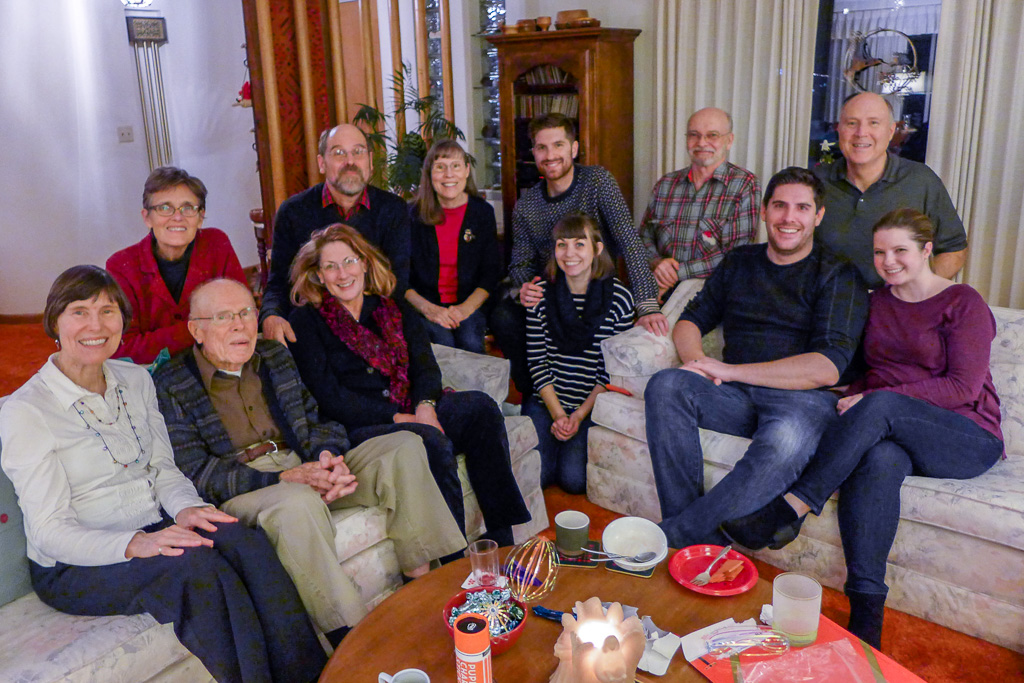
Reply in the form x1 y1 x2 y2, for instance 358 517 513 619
515 93 579 118
521 64 574 86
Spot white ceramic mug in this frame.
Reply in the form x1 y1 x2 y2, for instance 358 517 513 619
379 669 430 683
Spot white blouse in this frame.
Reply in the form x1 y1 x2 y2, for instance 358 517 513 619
0 356 206 567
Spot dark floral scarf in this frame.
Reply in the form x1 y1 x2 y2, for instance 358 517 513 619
318 295 412 411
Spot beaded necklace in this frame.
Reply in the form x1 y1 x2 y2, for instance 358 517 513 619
73 386 146 468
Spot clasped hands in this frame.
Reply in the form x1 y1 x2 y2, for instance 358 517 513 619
424 301 472 330
279 450 359 503
551 410 584 441
392 401 445 434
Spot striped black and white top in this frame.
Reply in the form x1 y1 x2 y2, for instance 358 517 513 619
526 278 635 411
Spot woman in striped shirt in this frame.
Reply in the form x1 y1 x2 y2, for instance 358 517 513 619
524 214 634 494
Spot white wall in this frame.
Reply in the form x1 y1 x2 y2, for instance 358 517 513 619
503 0 658 221
0 0 260 315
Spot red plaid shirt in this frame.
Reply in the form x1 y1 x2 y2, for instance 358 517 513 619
321 183 371 220
639 161 761 280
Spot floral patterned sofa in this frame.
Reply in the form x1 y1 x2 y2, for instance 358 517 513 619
587 280 1024 653
0 346 546 682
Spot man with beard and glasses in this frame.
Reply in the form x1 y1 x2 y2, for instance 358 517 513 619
644 167 867 549
260 124 411 347
491 113 668 397
639 108 761 299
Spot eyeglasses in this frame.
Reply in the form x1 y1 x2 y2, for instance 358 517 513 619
326 147 369 161
432 161 466 174
191 306 257 326
686 131 726 143
147 203 202 217
319 256 362 273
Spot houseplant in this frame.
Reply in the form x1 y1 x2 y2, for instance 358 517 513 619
353 66 467 197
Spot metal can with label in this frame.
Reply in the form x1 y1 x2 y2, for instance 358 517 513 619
454 613 492 683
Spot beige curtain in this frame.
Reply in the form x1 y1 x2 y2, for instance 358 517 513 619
653 0 818 227
928 0 1024 308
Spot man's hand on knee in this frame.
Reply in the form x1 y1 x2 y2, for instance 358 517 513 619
679 358 723 385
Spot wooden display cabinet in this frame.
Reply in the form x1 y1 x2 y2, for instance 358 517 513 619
486 28 641 239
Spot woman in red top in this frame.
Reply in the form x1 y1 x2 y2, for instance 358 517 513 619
723 209 1003 648
107 167 246 364
406 140 502 354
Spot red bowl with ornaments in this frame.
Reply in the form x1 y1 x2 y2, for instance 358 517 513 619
442 587 528 656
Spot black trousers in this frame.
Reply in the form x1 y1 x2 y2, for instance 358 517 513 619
349 390 532 541
30 519 326 683
488 295 533 398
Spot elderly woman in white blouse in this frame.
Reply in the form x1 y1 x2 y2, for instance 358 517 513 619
0 265 326 683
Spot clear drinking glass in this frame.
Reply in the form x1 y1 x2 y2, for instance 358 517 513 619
468 539 500 586
772 573 822 647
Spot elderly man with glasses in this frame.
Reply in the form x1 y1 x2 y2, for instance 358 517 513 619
153 277 466 648
260 123 412 348
638 108 761 300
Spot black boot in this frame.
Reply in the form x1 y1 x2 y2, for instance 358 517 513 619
721 495 804 550
847 589 886 649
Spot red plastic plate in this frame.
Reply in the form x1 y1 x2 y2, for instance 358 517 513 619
669 545 758 596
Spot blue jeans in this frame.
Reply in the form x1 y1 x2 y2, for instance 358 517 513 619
789 391 1003 596
644 368 838 547
522 394 591 494
422 308 488 355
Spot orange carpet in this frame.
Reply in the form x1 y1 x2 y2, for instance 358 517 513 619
2 323 1022 681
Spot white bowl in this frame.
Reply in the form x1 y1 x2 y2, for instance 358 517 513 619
600 517 668 571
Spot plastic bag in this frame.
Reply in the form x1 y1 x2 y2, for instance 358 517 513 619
741 639 876 683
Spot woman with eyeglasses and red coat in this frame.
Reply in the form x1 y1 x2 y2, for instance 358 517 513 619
106 166 246 364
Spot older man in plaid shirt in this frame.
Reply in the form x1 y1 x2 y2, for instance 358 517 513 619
640 108 761 298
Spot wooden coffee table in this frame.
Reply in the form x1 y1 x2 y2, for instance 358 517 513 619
320 550 772 682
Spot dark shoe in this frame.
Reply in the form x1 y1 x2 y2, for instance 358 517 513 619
721 495 803 550
324 625 351 649
847 589 886 649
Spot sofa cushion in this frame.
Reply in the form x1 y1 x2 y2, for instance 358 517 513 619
990 306 1024 458
591 394 1024 552
432 343 510 405
0 395 33 609
0 593 203 683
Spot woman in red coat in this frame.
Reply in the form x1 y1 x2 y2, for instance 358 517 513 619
107 167 246 363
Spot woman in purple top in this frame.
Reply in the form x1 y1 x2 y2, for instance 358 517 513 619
723 208 1003 648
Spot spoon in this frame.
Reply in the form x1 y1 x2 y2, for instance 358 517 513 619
588 550 659 563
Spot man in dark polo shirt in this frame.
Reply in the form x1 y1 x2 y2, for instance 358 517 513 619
644 168 868 548
815 93 967 287
260 123 411 345
155 278 465 646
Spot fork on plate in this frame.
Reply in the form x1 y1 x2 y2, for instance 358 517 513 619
690 545 732 586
